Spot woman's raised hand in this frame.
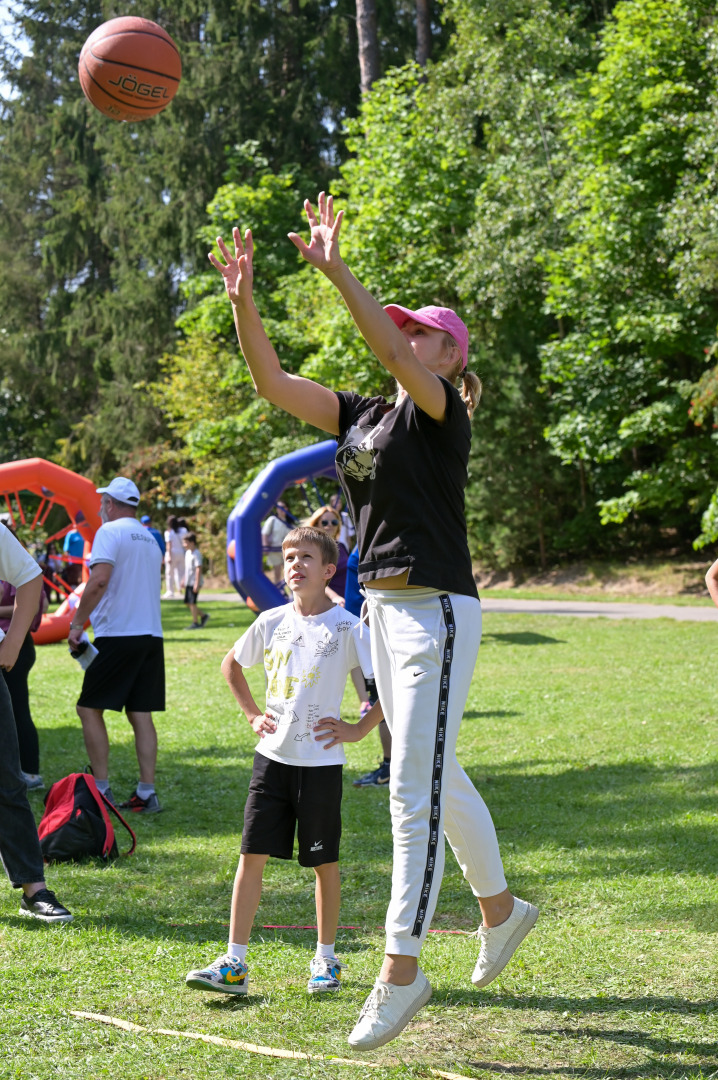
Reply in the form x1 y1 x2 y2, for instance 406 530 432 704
208 227 254 305
288 192 344 273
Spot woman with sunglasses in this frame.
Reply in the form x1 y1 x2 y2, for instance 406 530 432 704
305 505 348 605
306 504 376 722
209 193 538 1051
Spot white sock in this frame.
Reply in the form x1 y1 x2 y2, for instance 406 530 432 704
316 941 336 960
136 782 155 799
228 942 248 964
95 778 110 794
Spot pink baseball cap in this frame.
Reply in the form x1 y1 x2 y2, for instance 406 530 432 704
384 304 469 370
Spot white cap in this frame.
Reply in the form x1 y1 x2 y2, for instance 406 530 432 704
96 477 140 506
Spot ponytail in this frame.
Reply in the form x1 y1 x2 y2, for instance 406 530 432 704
460 370 482 421
444 334 481 420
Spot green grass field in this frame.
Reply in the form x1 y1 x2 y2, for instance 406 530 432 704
3 599 717 1080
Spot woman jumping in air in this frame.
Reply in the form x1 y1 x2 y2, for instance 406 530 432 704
209 193 538 1051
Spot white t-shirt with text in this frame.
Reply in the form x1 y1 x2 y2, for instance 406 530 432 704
89 517 163 638
233 603 373 767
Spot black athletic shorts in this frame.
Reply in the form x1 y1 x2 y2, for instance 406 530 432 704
184 585 199 604
241 752 342 867
77 635 165 713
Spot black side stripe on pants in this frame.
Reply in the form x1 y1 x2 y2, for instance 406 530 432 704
411 593 455 938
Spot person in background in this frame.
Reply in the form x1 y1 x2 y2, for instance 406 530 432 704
306 506 348 606
261 502 292 584
344 543 390 788
68 476 165 814
0 521 72 922
329 492 356 552
141 515 166 559
40 543 65 604
163 515 186 598
62 526 85 589
183 532 209 630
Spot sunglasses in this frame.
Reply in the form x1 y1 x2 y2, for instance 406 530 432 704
320 517 340 527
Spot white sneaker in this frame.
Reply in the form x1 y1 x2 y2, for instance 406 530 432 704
348 969 431 1050
472 896 539 987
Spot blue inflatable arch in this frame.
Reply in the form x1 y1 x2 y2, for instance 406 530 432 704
227 439 338 612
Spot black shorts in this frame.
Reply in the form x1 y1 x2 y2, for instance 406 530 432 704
77 635 165 713
241 752 342 867
184 586 199 604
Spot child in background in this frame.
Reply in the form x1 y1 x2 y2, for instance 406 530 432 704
185 526 382 997
183 532 209 630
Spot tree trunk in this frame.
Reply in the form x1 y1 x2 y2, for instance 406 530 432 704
356 0 380 94
416 0 431 66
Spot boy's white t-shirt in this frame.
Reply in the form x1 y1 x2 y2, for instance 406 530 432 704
184 547 203 587
233 603 373 767
88 517 163 638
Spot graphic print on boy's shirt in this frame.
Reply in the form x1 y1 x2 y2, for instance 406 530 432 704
232 604 372 768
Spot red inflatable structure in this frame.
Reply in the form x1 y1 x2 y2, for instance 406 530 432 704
0 459 101 644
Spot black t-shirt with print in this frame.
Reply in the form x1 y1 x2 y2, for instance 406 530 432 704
335 378 478 599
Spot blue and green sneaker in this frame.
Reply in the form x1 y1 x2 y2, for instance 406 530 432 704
307 955 342 994
185 953 249 995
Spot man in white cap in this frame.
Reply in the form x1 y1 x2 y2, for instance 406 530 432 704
68 477 164 813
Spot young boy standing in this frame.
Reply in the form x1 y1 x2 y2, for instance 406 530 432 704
182 532 208 629
185 526 382 996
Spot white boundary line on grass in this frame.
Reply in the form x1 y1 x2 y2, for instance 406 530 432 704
70 1010 474 1078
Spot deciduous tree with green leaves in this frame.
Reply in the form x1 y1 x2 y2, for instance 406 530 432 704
541 0 718 552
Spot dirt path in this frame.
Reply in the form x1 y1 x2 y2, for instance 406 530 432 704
203 593 718 622
480 597 718 621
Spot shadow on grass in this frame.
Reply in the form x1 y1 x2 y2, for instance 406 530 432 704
468 759 718 886
32 726 718 890
526 1024 718 1054
465 710 522 719
482 632 567 647
439 995 718 1079
463 1064 716 1078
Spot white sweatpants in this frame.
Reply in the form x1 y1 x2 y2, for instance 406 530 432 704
365 588 507 957
165 552 184 595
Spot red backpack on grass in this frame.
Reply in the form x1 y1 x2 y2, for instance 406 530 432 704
38 772 136 862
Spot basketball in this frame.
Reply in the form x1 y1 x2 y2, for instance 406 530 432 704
78 16 181 123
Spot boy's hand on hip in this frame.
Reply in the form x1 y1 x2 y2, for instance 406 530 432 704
314 716 359 749
250 712 278 737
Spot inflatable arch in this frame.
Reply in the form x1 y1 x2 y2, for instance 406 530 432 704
0 459 102 644
227 440 338 612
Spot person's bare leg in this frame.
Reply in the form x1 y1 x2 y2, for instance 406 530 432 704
125 711 157 784
229 853 269 944
380 953 418 985
22 882 46 897
314 861 340 946
378 893 514 985
76 706 109 779
378 720 392 759
479 889 514 927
